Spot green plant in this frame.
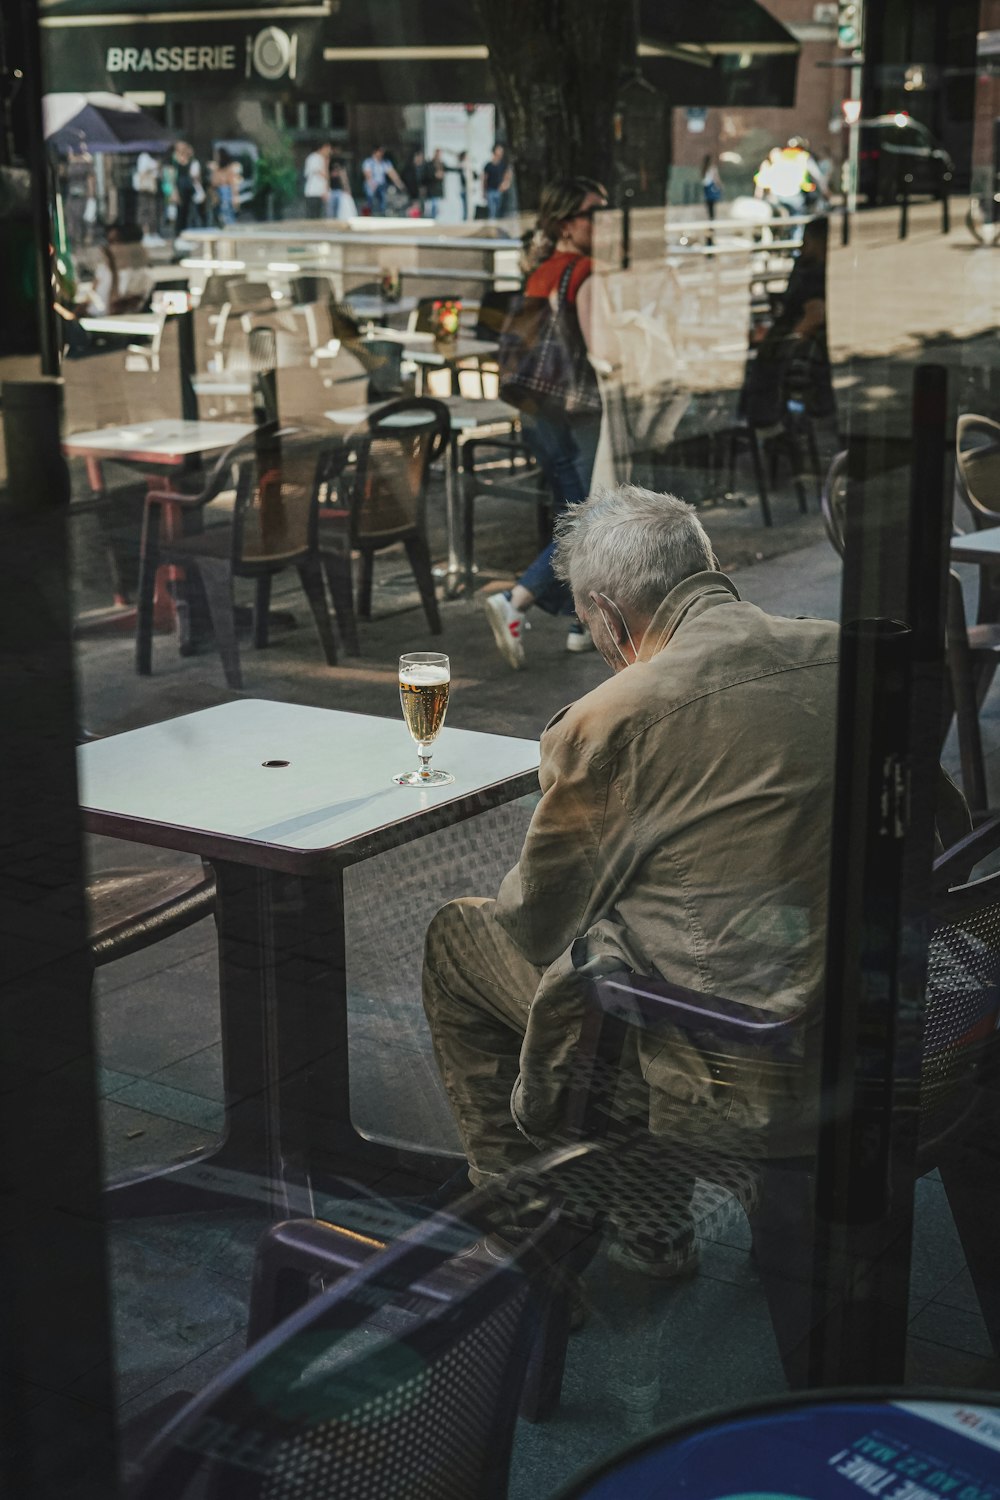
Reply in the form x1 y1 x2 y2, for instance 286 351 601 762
254 138 298 217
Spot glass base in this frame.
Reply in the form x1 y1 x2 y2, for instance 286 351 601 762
393 768 455 787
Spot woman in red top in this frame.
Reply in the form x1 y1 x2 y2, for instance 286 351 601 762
484 175 607 669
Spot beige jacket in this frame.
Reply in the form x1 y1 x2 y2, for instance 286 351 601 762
498 571 841 1145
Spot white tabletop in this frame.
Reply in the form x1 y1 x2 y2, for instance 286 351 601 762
951 527 1000 561
403 336 499 367
77 699 539 873
324 396 518 433
79 313 162 338
63 418 254 462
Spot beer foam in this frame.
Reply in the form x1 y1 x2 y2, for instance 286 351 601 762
400 663 450 686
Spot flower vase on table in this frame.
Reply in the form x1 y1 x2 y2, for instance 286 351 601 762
432 299 462 344
379 269 401 304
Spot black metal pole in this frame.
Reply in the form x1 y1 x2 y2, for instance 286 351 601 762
13 0 59 374
940 182 950 236
177 306 198 421
0 380 120 1497
808 365 950 1388
621 198 632 270
899 176 910 239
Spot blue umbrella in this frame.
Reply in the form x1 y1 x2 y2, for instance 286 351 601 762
43 91 175 154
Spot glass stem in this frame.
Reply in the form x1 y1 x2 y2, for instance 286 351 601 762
418 744 432 779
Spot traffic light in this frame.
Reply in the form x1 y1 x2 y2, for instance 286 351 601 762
838 0 861 49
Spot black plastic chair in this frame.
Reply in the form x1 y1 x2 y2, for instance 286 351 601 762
321 397 450 637
946 569 1000 812
473 289 517 343
136 425 339 690
542 815 1000 1397
824 449 995 812
459 434 548 593
126 1147 593 1500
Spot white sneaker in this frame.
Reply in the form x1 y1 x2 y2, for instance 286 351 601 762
484 592 527 669
566 622 594 653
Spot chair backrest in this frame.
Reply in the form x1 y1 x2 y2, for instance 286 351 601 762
128 1148 591 1500
921 818 1000 1151
198 274 233 311
290 273 334 306
820 448 847 557
343 337 407 400
328 300 363 345
474 289 517 343
226 278 277 319
343 398 450 544
231 426 334 568
408 295 441 335
955 413 1000 528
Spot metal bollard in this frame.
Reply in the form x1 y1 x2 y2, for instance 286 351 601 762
940 185 951 235
899 176 910 239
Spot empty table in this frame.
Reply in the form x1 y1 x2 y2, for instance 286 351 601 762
78 699 539 1213
65 418 254 633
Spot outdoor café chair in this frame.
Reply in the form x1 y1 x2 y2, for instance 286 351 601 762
533 813 1000 1401
946 568 1000 812
459 431 548 594
135 424 340 690
126 1146 595 1500
320 396 450 638
955 412 1000 532
954 413 1000 653
823 449 996 812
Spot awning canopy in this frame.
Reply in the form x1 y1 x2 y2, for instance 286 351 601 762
39 0 799 107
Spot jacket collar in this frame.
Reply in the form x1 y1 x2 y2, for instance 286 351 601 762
636 572 741 662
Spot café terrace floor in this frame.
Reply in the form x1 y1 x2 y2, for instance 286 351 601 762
66 433 1000 1496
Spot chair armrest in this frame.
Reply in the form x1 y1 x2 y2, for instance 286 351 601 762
247 1218 385 1344
144 485 210 507
588 967 805 1050
933 814 1000 891
461 435 536 470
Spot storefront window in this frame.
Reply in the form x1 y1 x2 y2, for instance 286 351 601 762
2 0 1000 1495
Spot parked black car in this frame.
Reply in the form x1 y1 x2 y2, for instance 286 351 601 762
857 114 954 205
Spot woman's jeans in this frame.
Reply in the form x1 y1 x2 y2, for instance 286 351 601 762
216 184 235 226
518 414 601 615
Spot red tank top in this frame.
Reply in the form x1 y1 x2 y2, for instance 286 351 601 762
525 251 592 305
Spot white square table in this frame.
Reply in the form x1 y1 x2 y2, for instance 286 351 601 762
63 418 254 469
950 526 1000 565
64 419 255 638
78 699 539 1211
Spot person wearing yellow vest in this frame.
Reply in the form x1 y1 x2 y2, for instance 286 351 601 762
754 137 827 216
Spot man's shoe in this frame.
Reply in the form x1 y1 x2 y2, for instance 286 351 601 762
484 591 527 670
607 1233 701 1281
565 620 594 654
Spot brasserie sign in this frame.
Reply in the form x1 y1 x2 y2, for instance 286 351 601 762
41 15 325 94
106 25 298 81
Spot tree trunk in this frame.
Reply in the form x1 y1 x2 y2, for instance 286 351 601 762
475 0 637 210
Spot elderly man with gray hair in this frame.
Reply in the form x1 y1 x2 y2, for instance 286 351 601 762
422 482 839 1270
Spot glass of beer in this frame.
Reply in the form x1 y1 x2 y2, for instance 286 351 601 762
394 651 454 787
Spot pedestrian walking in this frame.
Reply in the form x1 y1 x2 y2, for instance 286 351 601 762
362 145 405 216
486 175 608 667
303 141 333 219
482 144 512 220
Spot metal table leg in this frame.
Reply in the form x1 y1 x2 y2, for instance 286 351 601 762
104 858 458 1220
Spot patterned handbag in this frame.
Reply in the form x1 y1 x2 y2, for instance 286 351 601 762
497 262 602 424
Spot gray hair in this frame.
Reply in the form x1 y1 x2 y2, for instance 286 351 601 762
552 483 716 616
